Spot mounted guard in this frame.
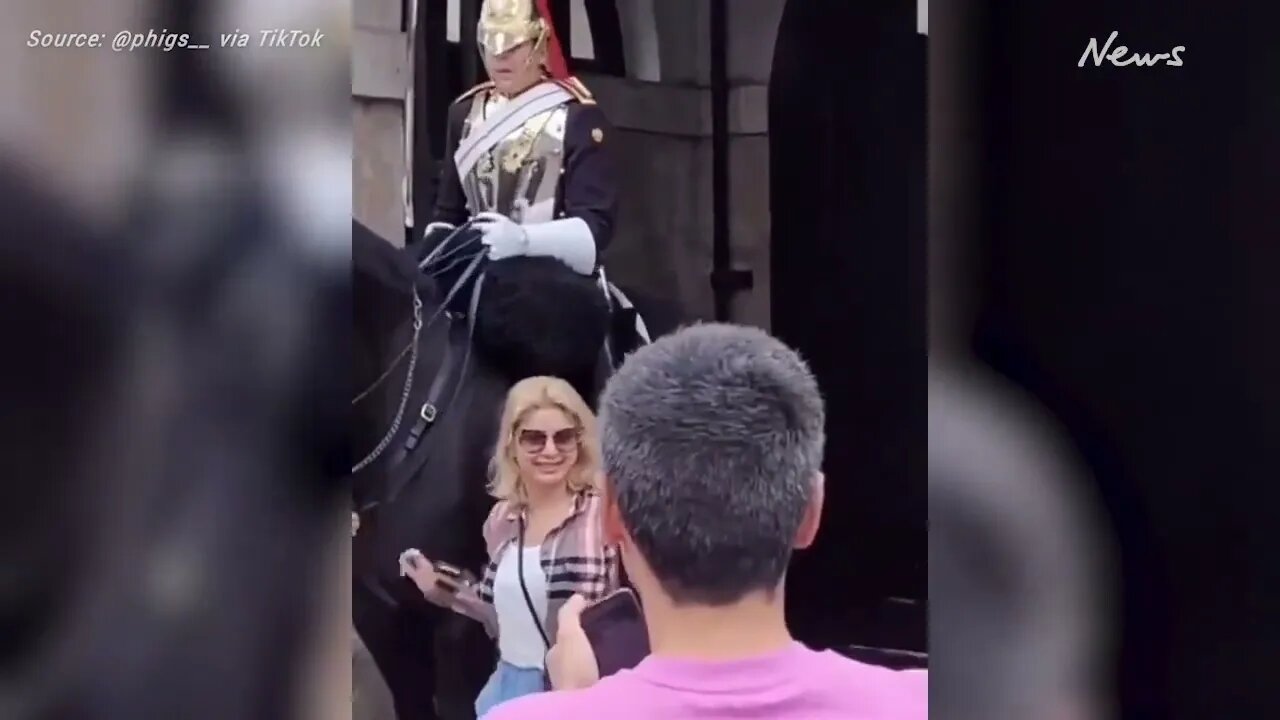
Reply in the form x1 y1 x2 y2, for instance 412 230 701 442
353 5 686 718
412 0 650 384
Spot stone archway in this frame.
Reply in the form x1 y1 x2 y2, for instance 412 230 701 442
398 0 928 655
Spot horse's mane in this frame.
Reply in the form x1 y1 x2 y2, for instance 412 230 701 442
353 219 420 299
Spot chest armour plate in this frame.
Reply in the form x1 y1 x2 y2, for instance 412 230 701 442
460 92 568 225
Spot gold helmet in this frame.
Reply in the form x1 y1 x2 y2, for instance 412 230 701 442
477 0 549 57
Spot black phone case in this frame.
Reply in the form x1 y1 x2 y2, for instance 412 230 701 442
581 594 650 677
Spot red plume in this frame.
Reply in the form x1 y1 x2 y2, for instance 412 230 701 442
535 0 569 79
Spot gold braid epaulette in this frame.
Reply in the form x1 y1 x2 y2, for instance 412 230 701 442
454 81 495 104
553 76 596 105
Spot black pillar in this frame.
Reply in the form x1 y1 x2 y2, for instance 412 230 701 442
769 0 927 650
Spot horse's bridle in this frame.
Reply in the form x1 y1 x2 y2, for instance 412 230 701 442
351 223 485 474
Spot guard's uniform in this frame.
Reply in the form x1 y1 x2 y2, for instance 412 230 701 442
414 0 649 370
431 77 618 264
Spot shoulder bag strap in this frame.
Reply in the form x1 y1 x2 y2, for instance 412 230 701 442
516 514 551 649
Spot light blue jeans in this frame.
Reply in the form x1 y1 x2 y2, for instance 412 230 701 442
474 660 546 718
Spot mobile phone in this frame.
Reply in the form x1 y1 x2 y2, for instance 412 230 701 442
432 560 463 580
433 560 475 591
579 588 649 677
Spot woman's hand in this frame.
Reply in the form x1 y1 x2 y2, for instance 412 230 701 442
351 512 360 537
398 549 440 596
398 549 467 607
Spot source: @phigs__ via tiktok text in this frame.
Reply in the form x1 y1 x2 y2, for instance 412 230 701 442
26 28 326 52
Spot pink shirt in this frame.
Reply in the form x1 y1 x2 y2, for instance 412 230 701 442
484 642 928 720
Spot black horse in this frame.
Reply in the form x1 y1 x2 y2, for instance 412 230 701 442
352 220 682 720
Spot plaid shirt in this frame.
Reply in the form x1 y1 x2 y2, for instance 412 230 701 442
432 491 619 642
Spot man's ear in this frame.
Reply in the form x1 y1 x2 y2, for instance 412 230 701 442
794 471 825 550
600 474 626 547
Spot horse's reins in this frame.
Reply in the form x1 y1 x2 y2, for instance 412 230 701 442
352 228 488 610
380 263 482 493
419 230 483 274
351 223 478 406
351 223 485 474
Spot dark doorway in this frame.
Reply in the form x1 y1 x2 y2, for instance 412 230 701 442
969 2 1280 716
768 1 927 652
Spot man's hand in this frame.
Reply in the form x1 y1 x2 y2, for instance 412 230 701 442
351 512 359 537
474 211 529 261
546 594 601 691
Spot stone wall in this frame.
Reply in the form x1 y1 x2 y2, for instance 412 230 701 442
352 0 409 245
0 0 147 226
584 0 788 328
359 0 792 321
353 102 407 246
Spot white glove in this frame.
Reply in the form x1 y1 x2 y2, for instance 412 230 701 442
474 212 529 261
474 211 597 275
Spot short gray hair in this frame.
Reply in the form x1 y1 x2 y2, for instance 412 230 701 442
599 323 826 605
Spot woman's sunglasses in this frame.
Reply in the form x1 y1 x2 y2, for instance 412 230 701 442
516 427 580 453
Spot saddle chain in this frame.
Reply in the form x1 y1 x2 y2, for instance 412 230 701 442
351 224 481 476
352 288 423 473
352 334 413 406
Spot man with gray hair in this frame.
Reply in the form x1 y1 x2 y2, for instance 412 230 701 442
486 323 927 720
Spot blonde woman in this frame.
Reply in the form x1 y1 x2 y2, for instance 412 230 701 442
400 376 620 718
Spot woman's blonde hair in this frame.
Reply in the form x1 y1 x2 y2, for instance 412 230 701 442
488 376 601 505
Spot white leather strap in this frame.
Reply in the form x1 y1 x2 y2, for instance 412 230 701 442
604 279 653 344
453 82 573 180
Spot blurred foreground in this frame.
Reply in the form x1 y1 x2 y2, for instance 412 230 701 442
929 362 1115 720
1 0 351 718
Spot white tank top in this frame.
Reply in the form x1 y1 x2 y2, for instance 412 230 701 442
493 543 549 669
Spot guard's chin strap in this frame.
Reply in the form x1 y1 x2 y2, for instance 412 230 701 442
535 0 569 79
